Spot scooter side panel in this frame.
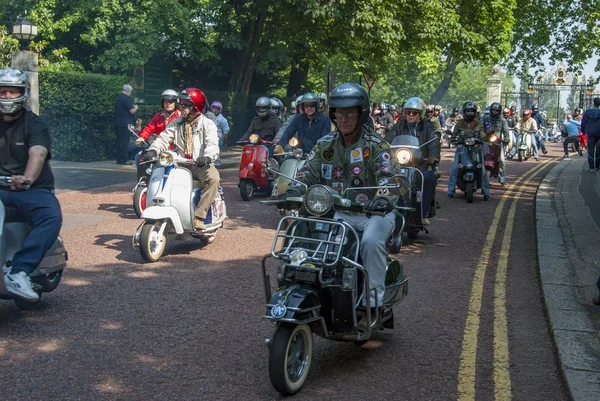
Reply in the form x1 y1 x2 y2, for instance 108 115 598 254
141 206 184 234
168 168 194 230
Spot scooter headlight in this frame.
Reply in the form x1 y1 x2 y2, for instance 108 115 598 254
395 148 412 164
304 185 333 216
489 134 498 142
249 134 259 144
289 137 299 148
159 152 174 166
293 148 304 159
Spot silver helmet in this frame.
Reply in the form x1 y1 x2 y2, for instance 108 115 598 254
256 96 271 117
403 97 426 118
0 68 30 116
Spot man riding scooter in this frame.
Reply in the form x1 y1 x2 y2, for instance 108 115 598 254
142 87 220 231
274 92 332 154
482 102 510 185
385 97 440 225
240 96 282 157
0 68 62 301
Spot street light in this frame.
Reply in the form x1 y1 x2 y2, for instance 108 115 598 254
12 16 38 50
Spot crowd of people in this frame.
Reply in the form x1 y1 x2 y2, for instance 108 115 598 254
2 63 600 305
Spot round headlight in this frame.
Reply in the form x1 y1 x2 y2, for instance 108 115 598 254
396 149 412 164
293 148 304 159
159 152 174 166
249 134 259 144
289 137 299 147
489 134 498 142
303 185 333 216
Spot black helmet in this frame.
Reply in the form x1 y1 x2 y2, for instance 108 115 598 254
328 83 370 125
462 101 477 112
452 107 459 114
490 102 502 114
532 103 539 110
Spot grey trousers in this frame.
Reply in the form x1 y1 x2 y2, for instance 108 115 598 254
334 211 395 307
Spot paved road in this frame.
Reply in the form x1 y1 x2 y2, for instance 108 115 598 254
0 144 572 400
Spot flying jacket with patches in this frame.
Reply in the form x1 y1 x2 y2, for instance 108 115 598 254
289 127 397 206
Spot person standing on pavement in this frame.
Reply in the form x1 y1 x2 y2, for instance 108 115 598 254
114 84 138 165
210 101 230 149
581 97 600 171
142 88 220 231
562 115 583 158
0 68 62 301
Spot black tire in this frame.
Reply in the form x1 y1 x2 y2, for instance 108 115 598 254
518 149 524 162
133 186 147 218
14 293 42 310
466 181 474 203
407 231 418 240
388 235 402 254
240 179 255 201
32 270 63 292
269 323 313 396
139 220 167 263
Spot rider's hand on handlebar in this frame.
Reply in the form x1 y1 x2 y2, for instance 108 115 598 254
365 197 394 213
140 149 157 162
196 157 212 167
427 156 439 166
272 138 280 145
10 175 31 190
135 138 146 146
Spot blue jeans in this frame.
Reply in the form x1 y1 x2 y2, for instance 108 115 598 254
509 133 538 159
535 134 546 152
447 147 489 196
0 188 63 275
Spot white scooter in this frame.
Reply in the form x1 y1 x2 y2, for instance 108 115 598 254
0 177 67 309
132 151 227 263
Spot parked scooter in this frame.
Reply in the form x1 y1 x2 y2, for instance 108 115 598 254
483 133 501 180
237 134 277 201
0 177 67 309
260 183 409 395
454 137 484 203
389 135 438 241
132 151 227 262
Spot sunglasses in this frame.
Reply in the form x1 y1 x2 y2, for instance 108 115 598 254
179 102 194 108
405 110 420 116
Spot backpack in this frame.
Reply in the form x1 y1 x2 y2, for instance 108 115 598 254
560 125 568 138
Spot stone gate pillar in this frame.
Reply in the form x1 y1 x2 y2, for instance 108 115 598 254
11 50 39 115
487 66 502 106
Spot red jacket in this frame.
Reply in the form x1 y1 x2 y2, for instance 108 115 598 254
139 110 180 141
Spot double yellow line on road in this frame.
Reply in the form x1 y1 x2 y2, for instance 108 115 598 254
457 159 555 401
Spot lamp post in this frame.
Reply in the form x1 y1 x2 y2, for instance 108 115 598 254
11 15 39 114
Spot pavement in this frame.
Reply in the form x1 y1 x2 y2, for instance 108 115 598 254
51 147 242 193
536 156 600 401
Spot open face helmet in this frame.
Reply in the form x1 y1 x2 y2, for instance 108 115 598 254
328 83 370 126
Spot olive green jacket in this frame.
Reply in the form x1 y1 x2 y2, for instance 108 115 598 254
290 126 397 206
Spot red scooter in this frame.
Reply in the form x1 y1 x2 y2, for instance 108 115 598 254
237 134 277 201
483 133 501 179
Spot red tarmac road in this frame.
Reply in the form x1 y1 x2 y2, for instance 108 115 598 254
0 143 570 400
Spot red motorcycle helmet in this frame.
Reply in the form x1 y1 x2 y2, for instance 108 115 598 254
522 109 532 117
178 88 207 114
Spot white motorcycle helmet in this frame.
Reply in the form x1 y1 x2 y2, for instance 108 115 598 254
0 68 30 116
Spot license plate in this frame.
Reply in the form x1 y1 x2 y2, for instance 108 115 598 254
295 270 317 282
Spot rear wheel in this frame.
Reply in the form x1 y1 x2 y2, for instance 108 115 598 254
388 234 403 254
139 221 167 262
269 323 313 396
133 186 147 218
14 294 42 310
466 181 474 203
32 270 63 292
240 179 255 201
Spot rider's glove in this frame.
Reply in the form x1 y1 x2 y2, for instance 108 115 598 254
427 156 439 166
135 138 145 146
365 197 394 213
140 149 157 162
196 157 212 167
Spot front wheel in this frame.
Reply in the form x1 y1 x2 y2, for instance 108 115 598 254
133 186 147 218
466 181 474 203
139 220 167 263
269 323 313 396
518 149 524 162
240 179 255 201
14 293 42 310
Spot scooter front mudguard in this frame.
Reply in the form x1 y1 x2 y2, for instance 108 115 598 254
265 284 321 324
141 206 184 234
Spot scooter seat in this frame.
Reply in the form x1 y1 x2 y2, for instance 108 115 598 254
4 207 27 223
